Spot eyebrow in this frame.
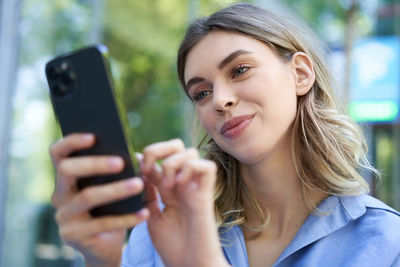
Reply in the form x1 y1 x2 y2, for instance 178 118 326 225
185 77 206 92
218 49 253 70
185 49 253 91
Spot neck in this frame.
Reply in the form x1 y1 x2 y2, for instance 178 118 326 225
239 138 326 239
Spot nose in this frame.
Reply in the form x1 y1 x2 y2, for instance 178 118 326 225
212 82 238 113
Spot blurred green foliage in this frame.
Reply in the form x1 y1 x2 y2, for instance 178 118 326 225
103 0 187 149
375 128 394 205
281 0 375 45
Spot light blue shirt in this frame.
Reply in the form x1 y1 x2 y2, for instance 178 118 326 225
122 194 400 266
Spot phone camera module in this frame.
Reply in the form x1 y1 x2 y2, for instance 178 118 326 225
48 60 76 98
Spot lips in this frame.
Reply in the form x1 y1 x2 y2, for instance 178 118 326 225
220 114 255 137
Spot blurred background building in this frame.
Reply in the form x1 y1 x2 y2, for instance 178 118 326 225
0 0 399 266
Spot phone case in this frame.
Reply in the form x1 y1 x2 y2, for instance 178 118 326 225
45 45 145 217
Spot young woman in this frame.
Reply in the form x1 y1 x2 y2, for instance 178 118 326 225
50 3 400 267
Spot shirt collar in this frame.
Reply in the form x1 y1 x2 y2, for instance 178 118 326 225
220 225 249 266
275 194 366 264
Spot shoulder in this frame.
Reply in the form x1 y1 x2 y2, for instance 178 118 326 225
122 222 160 267
339 194 400 256
339 193 400 222
309 194 400 265
357 194 400 239
346 194 400 226
361 193 400 215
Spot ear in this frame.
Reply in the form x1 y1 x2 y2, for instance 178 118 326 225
290 52 315 96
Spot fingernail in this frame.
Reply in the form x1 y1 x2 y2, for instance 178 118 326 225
127 178 143 188
108 157 123 168
134 153 143 161
137 208 150 218
82 134 94 142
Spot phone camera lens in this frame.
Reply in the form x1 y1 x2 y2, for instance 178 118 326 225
51 83 68 97
48 66 61 80
60 61 70 71
61 71 76 85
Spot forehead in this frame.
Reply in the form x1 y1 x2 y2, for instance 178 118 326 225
184 31 274 82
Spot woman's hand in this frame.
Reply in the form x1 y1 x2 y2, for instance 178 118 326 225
141 139 230 267
50 133 150 267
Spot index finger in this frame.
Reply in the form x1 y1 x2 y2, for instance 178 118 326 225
142 139 185 174
50 133 96 165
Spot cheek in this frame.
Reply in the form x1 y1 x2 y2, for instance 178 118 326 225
267 85 298 127
196 108 215 134
264 68 297 115
247 69 298 136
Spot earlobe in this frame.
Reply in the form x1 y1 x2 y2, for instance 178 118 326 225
290 52 315 96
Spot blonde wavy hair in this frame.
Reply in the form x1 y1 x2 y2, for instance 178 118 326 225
177 3 379 231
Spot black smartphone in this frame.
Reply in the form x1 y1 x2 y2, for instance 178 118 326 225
45 45 145 217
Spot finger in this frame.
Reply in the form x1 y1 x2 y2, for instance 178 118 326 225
176 159 217 191
147 198 161 219
53 155 125 206
51 181 76 208
50 133 96 165
134 152 143 164
58 155 124 178
55 178 144 223
161 147 199 189
142 139 185 174
144 182 161 218
59 209 150 243
143 178 159 203
141 160 163 186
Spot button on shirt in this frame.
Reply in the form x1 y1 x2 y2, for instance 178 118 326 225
122 194 400 266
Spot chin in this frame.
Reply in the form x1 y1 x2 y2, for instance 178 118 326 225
220 142 269 165
235 151 269 166
220 135 290 167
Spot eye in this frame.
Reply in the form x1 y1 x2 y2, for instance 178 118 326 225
232 65 249 78
192 90 212 102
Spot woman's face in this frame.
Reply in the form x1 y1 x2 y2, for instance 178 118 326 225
184 31 300 165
